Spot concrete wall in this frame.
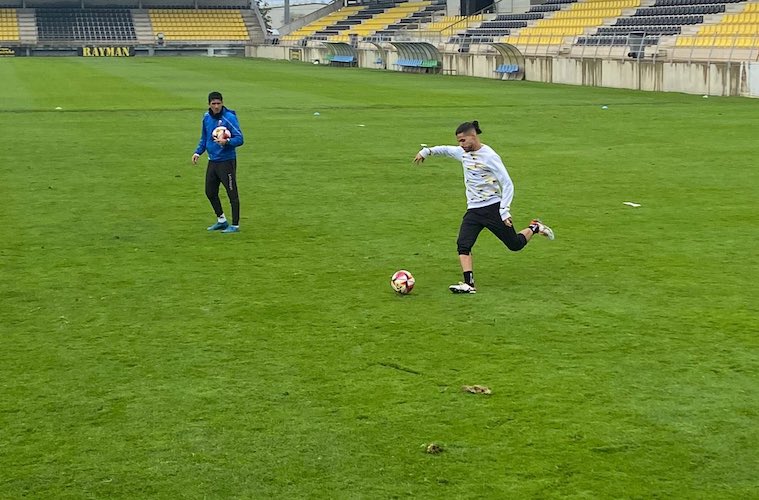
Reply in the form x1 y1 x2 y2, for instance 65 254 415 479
247 44 754 97
750 63 759 98
524 57 748 96
269 3 328 29
446 0 529 15
496 0 529 14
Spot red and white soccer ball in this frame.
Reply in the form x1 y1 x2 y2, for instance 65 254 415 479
390 270 415 295
212 126 231 141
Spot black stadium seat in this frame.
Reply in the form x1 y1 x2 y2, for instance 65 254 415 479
36 8 136 42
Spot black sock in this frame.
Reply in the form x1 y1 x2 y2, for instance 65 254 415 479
529 223 540 234
463 271 474 287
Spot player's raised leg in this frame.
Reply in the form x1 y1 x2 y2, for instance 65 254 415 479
529 219 555 240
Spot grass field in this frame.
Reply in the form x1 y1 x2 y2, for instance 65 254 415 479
1 57 757 498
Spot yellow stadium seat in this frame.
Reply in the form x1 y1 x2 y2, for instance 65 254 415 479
149 9 249 41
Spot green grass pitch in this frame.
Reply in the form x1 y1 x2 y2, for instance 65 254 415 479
0 57 757 498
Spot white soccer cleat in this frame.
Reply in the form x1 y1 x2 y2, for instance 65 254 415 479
449 282 477 294
530 219 555 240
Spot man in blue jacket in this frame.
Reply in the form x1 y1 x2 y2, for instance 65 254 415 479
192 91 245 233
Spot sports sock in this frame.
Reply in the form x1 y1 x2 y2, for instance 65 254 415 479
529 222 540 234
218 214 227 223
463 271 474 287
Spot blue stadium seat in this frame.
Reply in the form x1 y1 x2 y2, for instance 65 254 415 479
495 64 519 74
395 59 424 67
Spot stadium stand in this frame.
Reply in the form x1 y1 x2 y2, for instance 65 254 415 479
424 14 484 36
0 8 19 41
280 1 448 43
323 2 395 41
36 9 136 42
445 0 578 47
676 1 759 47
370 0 447 39
508 0 643 45
148 9 249 42
280 5 364 42
36 8 136 42
577 0 745 46
329 1 436 42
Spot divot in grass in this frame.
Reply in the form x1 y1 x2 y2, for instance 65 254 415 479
462 385 492 395
424 443 444 454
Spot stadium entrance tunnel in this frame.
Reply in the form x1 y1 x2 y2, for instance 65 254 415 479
322 42 358 67
489 43 525 81
390 42 441 74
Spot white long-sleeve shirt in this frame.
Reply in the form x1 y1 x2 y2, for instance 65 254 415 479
419 144 515 220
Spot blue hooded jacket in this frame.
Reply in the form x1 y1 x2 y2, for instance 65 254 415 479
194 106 244 162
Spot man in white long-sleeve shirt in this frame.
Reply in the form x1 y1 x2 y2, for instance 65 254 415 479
413 121 554 294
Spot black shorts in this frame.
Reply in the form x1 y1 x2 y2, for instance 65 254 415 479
456 203 526 254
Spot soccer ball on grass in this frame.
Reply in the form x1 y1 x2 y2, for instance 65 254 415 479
390 270 415 295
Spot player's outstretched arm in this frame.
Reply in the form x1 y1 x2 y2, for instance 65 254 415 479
414 146 463 165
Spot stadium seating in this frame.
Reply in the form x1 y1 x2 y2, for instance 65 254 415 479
447 0 576 46
506 0 642 45
578 0 757 47
394 58 439 67
148 9 249 42
494 63 519 73
329 54 355 62
0 8 19 41
36 8 136 42
280 5 364 41
423 15 484 36
370 0 447 39
329 1 436 42
281 1 445 43
675 2 759 48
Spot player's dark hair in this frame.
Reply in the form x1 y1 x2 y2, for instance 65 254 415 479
208 91 223 103
455 120 482 135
